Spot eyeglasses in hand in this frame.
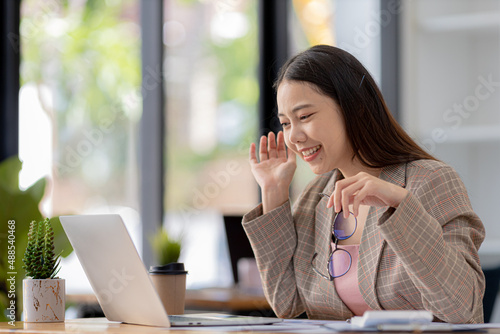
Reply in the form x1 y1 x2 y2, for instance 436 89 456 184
311 193 358 281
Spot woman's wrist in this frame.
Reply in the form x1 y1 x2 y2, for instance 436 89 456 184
261 186 289 214
391 187 409 208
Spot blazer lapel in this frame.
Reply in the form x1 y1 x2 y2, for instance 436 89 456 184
358 163 407 310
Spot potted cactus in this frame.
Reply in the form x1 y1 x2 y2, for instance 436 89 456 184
22 218 65 322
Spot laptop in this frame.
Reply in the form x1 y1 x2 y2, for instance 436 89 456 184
59 214 282 327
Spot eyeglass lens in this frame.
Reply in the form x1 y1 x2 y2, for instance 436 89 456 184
328 248 351 278
333 212 357 240
329 212 357 278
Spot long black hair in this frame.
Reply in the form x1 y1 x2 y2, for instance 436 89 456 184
274 45 435 168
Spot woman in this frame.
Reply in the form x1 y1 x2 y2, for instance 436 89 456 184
243 45 485 323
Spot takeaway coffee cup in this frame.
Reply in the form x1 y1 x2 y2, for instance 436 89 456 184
149 263 188 315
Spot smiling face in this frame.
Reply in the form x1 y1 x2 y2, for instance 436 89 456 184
277 80 355 175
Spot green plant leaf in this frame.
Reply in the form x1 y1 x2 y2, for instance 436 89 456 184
22 219 62 279
0 156 73 320
24 177 46 205
52 217 73 257
150 229 182 265
0 155 21 193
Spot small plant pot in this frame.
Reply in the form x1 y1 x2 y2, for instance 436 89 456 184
23 278 65 322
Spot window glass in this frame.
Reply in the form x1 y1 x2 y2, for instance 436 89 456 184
163 0 259 288
20 0 141 295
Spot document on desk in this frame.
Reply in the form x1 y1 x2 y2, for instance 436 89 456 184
320 311 500 332
172 319 500 333
172 318 337 332
322 322 500 332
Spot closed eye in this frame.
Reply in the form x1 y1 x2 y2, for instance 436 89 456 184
300 114 312 120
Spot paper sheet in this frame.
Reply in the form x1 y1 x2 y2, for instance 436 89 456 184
172 319 500 332
171 319 341 332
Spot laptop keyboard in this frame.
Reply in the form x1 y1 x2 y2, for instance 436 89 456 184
168 315 216 324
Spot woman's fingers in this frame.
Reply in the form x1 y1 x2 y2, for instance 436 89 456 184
276 131 288 159
327 193 335 209
251 131 293 165
333 178 353 213
253 132 289 163
329 172 407 215
249 143 258 164
259 135 268 161
341 183 363 218
352 187 369 217
267 132 278 159
331 173 369 215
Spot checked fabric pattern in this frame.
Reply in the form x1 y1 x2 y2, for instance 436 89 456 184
242 159 485 323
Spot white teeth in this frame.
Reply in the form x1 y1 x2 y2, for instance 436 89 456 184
302 145 321 157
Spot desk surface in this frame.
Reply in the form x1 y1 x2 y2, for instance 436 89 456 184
0 318 194 333
0 318 273 333
2 318 500 334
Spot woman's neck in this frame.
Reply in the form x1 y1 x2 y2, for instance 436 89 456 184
338 159 382 178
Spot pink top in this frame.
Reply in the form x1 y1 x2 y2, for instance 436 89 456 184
332 244 371 316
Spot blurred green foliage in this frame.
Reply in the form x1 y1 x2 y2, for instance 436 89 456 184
13 0 139 320
11 0 261 311
165 0 259 210
20 0 259 215
21 0 140 190
0 156 72 321
151 229 182 265
19 0 142 214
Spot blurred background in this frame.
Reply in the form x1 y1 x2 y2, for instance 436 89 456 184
2 0 500 322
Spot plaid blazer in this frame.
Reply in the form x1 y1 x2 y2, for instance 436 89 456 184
243 160 485 323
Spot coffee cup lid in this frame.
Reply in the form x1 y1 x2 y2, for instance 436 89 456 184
149 262 188 275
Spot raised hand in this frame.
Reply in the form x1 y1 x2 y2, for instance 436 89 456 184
249 131 296 213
